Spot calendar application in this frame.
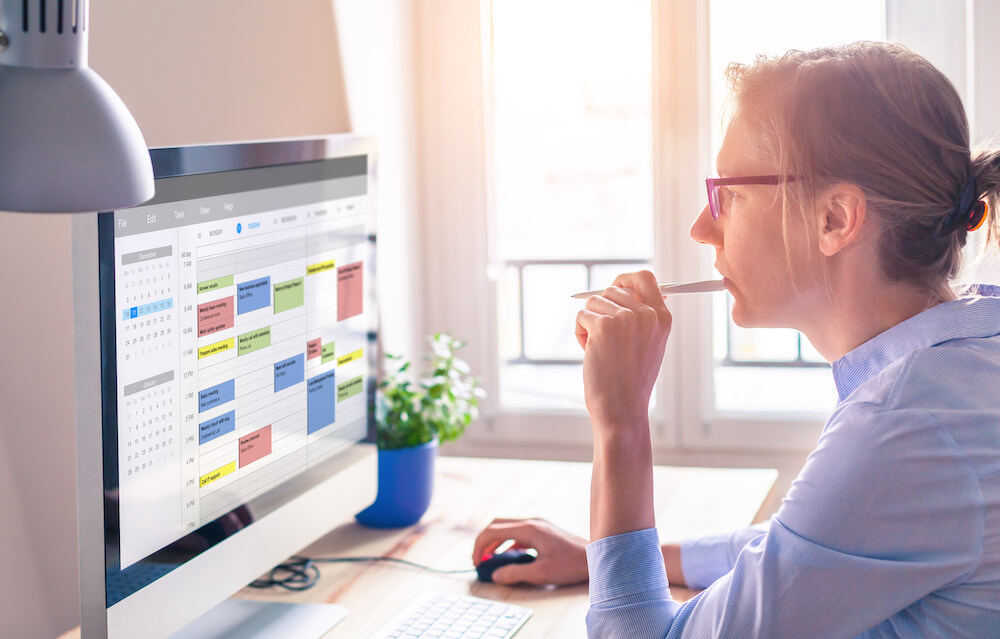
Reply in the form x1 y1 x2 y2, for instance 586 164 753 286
112 159 371 568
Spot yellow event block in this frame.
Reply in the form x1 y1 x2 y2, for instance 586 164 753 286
337 348 364 366
200 461 236 487
307 259 336 275
198 338 235 359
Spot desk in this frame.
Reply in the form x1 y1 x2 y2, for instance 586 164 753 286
61 456 777 638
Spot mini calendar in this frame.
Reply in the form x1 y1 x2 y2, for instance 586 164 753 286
121 374 177 478
119 248 176 361
117 245 180 479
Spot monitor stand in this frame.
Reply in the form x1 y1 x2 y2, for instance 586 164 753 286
170 599 348 639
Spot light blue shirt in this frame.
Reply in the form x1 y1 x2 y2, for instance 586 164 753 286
586 286 1000 638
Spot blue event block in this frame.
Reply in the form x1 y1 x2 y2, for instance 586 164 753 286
274 353 305 393
237 276 271 314
307 370 336 434
198 379 236 413
199 410 236 445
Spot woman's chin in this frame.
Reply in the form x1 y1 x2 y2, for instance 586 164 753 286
730 309 756 328
729 299 753 327
730 301 771 329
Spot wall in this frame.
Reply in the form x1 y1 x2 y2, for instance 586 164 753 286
90 0 350 147
334 0 422 361
0 213 76 639
0 1 355 636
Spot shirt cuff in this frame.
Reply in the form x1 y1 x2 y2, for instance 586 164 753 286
586 527 669 605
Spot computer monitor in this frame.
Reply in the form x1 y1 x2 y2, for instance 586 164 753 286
72 135 378 638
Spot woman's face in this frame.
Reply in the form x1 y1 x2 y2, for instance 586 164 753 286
690 119 819 329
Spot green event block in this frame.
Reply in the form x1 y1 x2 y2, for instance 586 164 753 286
197 275 235 294
238 326 271 356
337 375 364 401
273 277 305 313
322 342 336 364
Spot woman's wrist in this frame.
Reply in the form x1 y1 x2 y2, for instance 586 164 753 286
590 414 652 449
590 422 656 540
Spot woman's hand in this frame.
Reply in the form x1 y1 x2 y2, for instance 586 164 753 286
472 518 589 586
574 270 672 434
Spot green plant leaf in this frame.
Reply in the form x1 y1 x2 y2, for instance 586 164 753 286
374 332 486 449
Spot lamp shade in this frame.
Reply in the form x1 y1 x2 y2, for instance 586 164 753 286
0 0 153 213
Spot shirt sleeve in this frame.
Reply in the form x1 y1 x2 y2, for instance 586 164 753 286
585 403 983 638
679 522 769 589
585 528 680 639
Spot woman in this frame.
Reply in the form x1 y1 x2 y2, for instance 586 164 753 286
473 41 1000 638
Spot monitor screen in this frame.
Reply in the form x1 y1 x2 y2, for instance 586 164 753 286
73 135 378 638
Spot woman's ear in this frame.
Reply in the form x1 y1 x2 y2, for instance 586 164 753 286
817 183 867 257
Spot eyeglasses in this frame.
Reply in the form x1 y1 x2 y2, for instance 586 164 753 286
705 175 797 220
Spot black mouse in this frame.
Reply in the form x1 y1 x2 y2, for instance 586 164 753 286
476 549 536 583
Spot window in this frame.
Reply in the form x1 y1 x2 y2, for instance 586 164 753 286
417 0 999 455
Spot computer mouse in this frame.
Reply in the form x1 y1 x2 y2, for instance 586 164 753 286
476 549 536 583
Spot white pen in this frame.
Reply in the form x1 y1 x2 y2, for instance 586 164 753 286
571 279 727 299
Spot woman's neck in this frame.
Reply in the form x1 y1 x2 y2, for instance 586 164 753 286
800 274 954 363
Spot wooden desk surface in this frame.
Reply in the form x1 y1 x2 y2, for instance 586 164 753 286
62 456 777 639
241 456 776 638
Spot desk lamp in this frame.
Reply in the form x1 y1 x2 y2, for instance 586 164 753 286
0 0 153 213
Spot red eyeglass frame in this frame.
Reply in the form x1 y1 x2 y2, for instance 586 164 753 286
705 175 797 220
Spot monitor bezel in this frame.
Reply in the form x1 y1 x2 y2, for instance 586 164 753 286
74 134 378 638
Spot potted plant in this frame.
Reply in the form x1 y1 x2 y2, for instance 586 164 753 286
355 333 485 528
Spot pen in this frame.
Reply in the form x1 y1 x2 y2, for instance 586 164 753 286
571 279 727 299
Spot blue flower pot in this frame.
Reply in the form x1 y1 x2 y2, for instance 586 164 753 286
355 439 438 528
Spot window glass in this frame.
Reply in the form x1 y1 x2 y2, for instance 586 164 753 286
490 0 653 410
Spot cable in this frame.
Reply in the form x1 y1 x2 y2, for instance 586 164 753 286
247 556 476 592
248 557 320 591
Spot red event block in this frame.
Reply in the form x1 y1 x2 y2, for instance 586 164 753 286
337 261 364 321
198 296 235 337
307 337 322 360
239 425 272 468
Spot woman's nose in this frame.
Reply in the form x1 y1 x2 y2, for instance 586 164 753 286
690 203 721 247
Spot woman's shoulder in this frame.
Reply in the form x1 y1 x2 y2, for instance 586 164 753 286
824 342 1000 479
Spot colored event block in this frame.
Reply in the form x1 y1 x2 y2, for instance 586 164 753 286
198 338 234 359
239 425 272 468
307 337 322 360
337 348 363 366
337 262 364 321
198 275 234 294
200 461 236 487
238 327 271 356
307 370 337 434
321 342 336 365
274 353 305 392
197 296 235 337
337 375 364 402
307 259 336 275
237 276 271 314
199 410 236 445
198 379 235 413
273 277 305 313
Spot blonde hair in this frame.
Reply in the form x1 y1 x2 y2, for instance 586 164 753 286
725 41 1000 295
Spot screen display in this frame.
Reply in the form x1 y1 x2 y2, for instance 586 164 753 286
99 152 374 604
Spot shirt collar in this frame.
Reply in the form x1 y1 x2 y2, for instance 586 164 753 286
831 284 1000 402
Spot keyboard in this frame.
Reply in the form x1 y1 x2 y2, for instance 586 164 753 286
368 591 532 638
